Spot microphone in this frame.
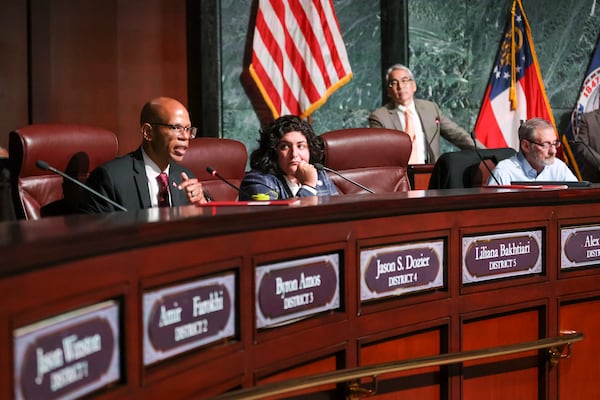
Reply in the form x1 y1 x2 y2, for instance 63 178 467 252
313 163 375 193
425 118 440 163
206 166 251 198
36 160 128 212
470 132 501 186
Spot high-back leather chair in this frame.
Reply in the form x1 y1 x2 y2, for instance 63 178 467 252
321 127 412 194
427 148 516 189
179 137 248 201
0 157 15 222
9 124 118 220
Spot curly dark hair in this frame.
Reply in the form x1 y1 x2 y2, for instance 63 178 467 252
249 115 325 174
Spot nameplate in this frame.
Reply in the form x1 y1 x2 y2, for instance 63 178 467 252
256 254 339 329
13 301 120 400
360 239 444 301
561 225 600 269
143 272 236 365
462 230 542 283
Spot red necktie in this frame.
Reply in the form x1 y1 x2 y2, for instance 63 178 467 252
156 172 170 207
405 109 420 164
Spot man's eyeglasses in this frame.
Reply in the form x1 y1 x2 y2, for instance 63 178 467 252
526 139 561 149
150 123 197 138
388 78 414 88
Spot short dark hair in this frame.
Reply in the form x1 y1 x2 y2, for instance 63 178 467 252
249 115 325 174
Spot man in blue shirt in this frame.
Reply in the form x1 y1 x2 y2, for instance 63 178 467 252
487 117 578 185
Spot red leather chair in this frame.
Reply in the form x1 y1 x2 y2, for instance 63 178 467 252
8 124 118 220
321 127 412 194
179 137 248 201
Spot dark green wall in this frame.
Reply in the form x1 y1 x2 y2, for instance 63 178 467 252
218 0 600 155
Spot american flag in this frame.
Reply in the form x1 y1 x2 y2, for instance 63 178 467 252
248 0 352 119
473 0 556 151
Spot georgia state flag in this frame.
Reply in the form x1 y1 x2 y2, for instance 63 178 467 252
474 0 555 150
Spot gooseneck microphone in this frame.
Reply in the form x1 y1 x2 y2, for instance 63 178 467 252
470 132 501 186
36 160 128 212
313 163 375 193
206 166 251 198
425 118 440 164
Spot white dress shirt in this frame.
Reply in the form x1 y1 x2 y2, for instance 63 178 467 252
142 148 171 208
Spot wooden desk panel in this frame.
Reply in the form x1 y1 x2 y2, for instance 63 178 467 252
1 187 600 399
408 163 434 190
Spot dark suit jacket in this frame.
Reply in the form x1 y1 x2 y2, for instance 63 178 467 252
574 108 600 182
78 147 195 213
368 99 484 163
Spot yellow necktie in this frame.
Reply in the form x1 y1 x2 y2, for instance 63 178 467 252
405 109 419 164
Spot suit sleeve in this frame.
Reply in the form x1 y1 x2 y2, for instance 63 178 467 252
437 109 485 150
368 111 385 128
77 166 121 214
575 115 600 172
170 165 199 205
239 171 282 200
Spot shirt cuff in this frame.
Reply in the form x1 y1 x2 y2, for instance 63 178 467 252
300 184 317 195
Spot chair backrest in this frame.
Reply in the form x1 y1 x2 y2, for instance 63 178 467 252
427 148 516 189
321 127 412 194
8 124 118 220
473 158 498 187
179 137 248 201
0 158 16 222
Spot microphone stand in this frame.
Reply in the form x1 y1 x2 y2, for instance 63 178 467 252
470 132 501 186
425 118 440 164
313 163 375 193
206 166 252 198
36 160 128 212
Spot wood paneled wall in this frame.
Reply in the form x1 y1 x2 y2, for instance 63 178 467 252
0 0 188 154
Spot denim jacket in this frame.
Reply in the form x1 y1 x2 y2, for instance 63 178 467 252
239 169 338 200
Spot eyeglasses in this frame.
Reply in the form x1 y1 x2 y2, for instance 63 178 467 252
526 139 561 149
150 123 197 138
388 78 414 88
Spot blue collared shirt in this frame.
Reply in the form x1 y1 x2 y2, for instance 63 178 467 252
488 151 578 185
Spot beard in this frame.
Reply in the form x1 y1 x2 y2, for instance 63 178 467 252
542 155 555 166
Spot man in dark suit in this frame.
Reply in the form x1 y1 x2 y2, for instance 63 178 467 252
369 64 484 164
573 108 600 182
79 97 208 213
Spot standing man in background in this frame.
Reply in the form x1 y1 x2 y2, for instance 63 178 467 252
369 64 484 164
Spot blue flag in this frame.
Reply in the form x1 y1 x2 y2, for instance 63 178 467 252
562 34 600 179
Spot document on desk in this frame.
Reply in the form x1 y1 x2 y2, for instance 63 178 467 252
197 199 301 207
483 184 569 190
